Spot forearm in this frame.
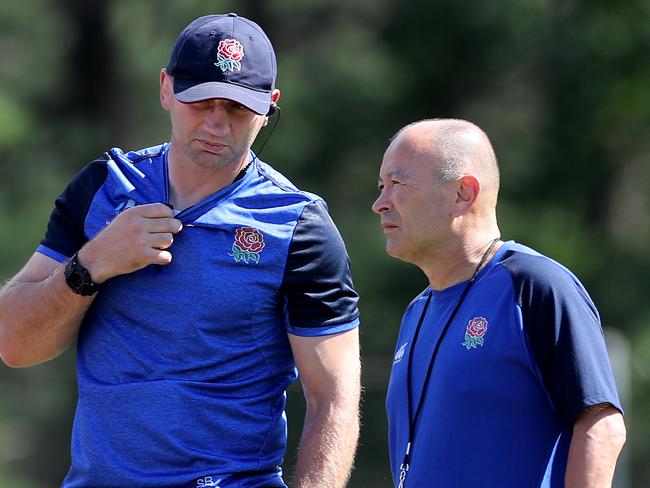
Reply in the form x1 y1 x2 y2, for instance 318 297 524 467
0 203 180 368
293 392 360 488
0 264 93 367
565 405 626 488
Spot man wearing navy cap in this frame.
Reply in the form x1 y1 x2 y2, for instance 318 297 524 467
0 14 361 488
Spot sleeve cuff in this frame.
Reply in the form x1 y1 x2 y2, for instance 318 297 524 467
36 245 70 263
287 317 360 337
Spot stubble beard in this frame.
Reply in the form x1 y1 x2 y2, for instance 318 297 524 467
184 141 244 171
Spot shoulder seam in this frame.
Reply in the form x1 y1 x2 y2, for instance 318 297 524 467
257 163 320 202
280 202 313 286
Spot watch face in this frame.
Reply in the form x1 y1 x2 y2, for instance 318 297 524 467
68 271 85 291
65 255 98 296
65 261 84 292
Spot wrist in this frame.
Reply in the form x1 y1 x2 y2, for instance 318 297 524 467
64 252 101 296
76 245 109 285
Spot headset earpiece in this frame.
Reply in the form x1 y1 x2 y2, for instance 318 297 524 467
267 102 279 117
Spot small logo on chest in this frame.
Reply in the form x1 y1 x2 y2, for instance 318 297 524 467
106 199 138 224
393 342 408 364
461 316 489 349
114 198 137 214
229 226 265 264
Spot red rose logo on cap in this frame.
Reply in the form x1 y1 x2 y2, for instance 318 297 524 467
229 226 265 264
461 316 488 349
215 39 245 72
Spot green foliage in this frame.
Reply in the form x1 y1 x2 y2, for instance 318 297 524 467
1 0 648 486
628 316 650 483
0 95 31 147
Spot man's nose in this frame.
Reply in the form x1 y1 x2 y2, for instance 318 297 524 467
372 191 390 214
204 105 230 135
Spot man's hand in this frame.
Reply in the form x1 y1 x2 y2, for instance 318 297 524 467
79 203 183 283
0 203 183 367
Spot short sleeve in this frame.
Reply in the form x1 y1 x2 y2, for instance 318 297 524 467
281 200 360 336
503 251 622 426
37 156 109 262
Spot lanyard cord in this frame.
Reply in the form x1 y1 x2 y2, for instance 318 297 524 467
398 238 500 488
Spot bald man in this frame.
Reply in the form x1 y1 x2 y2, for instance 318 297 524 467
372 119 626 488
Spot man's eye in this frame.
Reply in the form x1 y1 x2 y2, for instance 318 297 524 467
229 102 248 112
190 101 210 110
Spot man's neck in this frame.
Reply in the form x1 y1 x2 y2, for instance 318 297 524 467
421 233 502 291
166 146 248 211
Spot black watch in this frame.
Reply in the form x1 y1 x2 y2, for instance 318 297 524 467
64 252 100 296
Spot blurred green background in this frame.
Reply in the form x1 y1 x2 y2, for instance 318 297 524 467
1 0 649 486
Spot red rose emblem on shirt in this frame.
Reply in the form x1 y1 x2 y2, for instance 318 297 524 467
229 227 265 264
462 316 488 349
235 227 265 253
466 317 488 338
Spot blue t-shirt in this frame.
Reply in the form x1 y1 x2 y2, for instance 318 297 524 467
386 241 621 488
38 144 360 488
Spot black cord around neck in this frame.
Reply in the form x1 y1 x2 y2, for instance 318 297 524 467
398 238 500 488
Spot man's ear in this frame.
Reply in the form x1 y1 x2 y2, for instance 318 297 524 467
160 69 173 111
451 175 480 217
262 89 281 126
271 88 281 105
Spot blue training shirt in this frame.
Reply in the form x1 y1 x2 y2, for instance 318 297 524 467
37 144 360 488
386 241 621 488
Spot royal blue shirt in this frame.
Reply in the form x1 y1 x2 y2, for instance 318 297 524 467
38 144 360 488
386 241 621 487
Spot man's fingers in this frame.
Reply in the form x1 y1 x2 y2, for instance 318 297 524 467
144 217 183 234
88 202 185 277
150 233 175 250
116 205 182 234
128 202 175 219
150 249 173 265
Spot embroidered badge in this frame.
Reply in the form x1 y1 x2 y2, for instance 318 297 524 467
462 316 488 349
229 226 265 264
214 38 244 72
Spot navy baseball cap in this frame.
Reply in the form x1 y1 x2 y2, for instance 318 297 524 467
166 13 277 115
